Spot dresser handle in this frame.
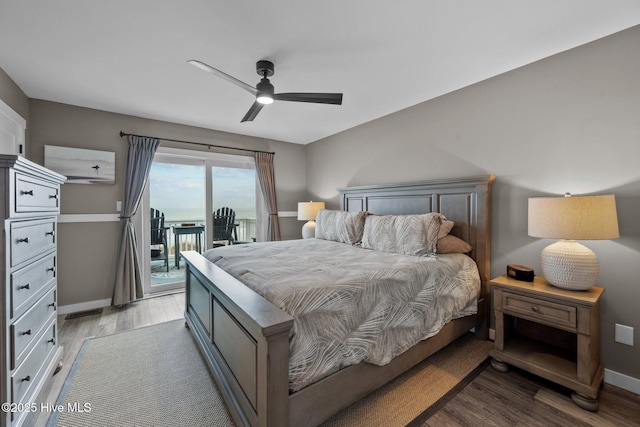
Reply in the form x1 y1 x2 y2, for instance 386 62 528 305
21 375 31 382
532 306 539 312
21 190 34 196
49 194 58 199
21 329 32 336
19 283 31 290
17 237 30 243
46 230 55 236
48 338 56 345
47 267 56 273
49 302 56 309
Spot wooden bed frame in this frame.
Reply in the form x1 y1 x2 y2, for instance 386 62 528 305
181 175 495 427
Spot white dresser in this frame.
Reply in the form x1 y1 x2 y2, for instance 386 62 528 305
1 155 65 427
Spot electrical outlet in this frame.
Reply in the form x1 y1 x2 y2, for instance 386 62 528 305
615 323 634 346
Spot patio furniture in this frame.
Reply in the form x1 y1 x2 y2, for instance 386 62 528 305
213 206 238 246
150 208 170 272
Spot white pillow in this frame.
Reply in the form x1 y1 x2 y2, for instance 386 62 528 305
315 209 367 245
361 213 444 256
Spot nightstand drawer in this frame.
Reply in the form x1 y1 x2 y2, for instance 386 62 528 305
502 291 577 331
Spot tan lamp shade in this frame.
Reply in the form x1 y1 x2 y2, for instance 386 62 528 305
528 194 619 240
297 201 325 221
528 194 619 290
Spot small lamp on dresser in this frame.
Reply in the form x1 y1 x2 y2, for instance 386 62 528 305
297 201 325 239
528 193 619 290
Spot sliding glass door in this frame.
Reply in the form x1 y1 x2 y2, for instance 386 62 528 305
139 147 262 296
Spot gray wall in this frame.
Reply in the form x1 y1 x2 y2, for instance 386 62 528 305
307 25 640 380
25 100 306 307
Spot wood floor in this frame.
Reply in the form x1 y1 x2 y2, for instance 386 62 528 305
423 363 640 427
33 292 640 427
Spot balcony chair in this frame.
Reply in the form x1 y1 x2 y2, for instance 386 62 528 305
213 207 238 246
150 208 170 272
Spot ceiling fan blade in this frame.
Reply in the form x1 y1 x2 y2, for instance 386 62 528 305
188 60 257 96
241 101 264 122
274 92 343 105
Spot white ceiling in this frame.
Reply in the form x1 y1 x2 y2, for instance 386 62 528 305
1 1 640 145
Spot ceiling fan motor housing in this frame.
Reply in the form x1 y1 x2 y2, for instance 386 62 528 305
256 60 274 77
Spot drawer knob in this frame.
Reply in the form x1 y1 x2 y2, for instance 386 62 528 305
21 329 32 336
21 375 31 382
21 190 34 196
17 237 30 243
47 266 56 273
49 194 58 200
19 283 31 290
48 338 56 345
532 306 539 312
46 230 55 237
49 302 56 309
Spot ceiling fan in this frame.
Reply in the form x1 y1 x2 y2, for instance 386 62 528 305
188 59 343 122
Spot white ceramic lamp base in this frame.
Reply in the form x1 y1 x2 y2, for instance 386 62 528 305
540 240 599 290
302 220 316 239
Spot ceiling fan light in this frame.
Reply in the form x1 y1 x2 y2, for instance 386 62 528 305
257 95 274 105
256 78 274 104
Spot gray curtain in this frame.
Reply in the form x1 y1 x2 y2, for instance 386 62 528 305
255 152 281 241
113 135 161 306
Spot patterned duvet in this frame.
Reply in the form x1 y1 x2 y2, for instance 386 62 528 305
203 238 480 392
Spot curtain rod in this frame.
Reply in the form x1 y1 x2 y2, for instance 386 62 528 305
118 131 275 155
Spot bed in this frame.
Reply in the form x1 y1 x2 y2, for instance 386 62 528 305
181 175 494 427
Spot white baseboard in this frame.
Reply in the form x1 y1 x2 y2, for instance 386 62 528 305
58 298 112 315
487 328 639 395
605 369 640 395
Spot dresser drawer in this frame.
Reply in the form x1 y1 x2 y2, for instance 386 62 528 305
502 291 577 331
11 319 57 406
14 172 60 214
10 253 56 319
9 218 56 268
11 288 57 369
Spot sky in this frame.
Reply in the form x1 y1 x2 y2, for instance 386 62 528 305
149 163 256 221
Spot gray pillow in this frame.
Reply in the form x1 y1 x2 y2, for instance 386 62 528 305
362 213 444 256
315 209 367 244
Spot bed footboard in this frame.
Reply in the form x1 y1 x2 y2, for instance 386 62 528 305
181 251 293 427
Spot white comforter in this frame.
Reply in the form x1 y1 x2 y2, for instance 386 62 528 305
203 238 480 391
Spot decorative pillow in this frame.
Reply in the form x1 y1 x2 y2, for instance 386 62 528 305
315 209 367 244
361 213 444 256
438 219 455 239
436 235 472 254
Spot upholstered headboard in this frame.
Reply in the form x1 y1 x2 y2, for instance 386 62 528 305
338 175 495 333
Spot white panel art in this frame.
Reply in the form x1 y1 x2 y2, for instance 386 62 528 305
45 145 115 184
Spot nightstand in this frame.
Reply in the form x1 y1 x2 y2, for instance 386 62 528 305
490 275 605 411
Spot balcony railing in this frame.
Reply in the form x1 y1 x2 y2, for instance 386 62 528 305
155 218 257 257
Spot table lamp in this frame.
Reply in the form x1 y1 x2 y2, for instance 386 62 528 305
528 193 619 290
297 201 325 239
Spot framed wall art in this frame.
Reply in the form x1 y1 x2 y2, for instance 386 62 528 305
45 145 115 184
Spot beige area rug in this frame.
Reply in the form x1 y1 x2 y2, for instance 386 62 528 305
47 320 492 427
320 333 493 427
47 320 236 427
